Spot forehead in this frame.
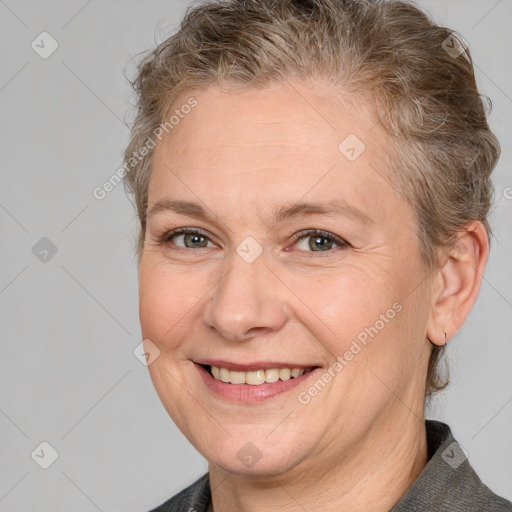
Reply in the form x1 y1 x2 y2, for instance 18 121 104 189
149 80 399 222
158 80 381 156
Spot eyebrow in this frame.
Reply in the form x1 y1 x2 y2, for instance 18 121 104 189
147 198 373 226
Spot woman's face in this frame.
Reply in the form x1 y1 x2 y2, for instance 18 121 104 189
139 79 434 476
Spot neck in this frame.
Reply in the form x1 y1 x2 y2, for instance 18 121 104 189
208 412 428 512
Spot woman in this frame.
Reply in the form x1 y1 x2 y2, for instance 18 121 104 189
123 0 512 510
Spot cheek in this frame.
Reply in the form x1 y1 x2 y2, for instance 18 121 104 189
286 264 424 396
138 259 207 351
287 269 399 349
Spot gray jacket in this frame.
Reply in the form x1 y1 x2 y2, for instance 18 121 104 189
148 420 512 511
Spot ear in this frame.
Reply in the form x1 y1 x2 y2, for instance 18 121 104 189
427 221 489 346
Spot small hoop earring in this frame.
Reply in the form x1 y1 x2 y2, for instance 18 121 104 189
443 331 447 346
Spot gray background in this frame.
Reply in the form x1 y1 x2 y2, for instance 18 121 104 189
0 0 510 510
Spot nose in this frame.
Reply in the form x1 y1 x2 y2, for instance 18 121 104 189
202 249 288 342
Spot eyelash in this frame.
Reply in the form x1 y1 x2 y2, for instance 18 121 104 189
160 227 349 254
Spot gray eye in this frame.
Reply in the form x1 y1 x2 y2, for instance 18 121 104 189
296 235 337 252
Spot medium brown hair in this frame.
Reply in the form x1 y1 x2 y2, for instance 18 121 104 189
123 0 500 399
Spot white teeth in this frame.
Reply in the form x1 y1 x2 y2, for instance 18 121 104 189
265 369 280 383
291 368 303 378
279 368 291 381
229 370 246 385
246 370 266 385
209 366 308 385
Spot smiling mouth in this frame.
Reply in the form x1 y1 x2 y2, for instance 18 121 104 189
203 365 317 385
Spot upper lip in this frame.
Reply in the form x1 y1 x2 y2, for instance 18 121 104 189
195 360 320 372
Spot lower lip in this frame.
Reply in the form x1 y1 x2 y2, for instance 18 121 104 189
196 364 320 403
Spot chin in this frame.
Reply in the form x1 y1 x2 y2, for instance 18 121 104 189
199 430 312 477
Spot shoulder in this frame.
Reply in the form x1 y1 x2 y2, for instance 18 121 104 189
147 473 211 512
392 420 512 511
